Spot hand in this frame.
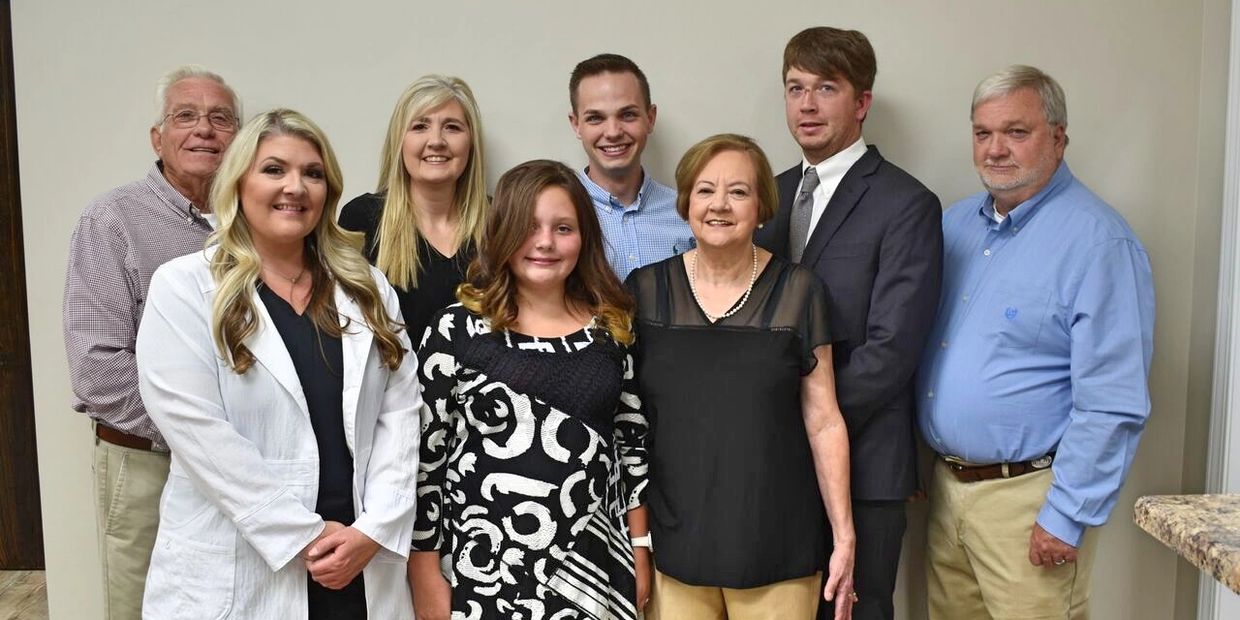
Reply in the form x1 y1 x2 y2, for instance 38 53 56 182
306 526 381 589
409 551 451 620
823 540 856 620
634 547 652 610
301 521 344 560
1028 523 1078 568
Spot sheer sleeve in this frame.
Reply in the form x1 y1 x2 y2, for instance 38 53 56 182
410 306 461 552
793 267 834 375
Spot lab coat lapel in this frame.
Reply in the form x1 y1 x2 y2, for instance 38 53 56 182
249 289 310 418
336 285 372 455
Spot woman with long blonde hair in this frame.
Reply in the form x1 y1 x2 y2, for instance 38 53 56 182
407 160 650 620
136 108 422 619
339 74 488 348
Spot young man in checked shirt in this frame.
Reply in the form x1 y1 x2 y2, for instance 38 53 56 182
567 53 694 281
62 65 240 620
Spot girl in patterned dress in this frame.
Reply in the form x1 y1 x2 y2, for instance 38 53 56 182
407 160 650 620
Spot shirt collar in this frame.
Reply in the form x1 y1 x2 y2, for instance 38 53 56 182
147 161 204 220
802 136 868 185
976 160 1074 230
577 166 652 211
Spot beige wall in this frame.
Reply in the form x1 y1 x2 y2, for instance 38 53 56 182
12 1 1228 618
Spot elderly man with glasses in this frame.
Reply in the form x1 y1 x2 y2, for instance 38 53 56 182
62 64 241 620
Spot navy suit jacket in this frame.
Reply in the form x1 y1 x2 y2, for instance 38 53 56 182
755 145 943 500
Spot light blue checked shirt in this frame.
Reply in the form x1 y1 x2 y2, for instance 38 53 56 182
577 168 695 281
917 162 1154 546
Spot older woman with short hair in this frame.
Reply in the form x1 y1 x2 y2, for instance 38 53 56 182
627 134 855 619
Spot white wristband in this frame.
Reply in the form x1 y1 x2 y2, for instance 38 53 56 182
630 534 653 552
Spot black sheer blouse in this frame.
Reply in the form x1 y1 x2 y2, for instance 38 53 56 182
626 253 834 589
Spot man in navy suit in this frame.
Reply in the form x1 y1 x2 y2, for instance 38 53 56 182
755 26 943 620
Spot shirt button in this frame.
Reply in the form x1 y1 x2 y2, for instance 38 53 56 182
962 295 969 302
940 341 947 348
629 255 637 262
927 391 935 398
983 249 992 256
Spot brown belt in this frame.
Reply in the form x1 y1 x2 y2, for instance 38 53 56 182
941 453 1054 483
95 423 156 452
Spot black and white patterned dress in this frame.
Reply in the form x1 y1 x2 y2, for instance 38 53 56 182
412 304 648 620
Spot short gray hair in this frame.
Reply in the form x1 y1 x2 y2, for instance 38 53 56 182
153 65 241 127
971 65 1067 128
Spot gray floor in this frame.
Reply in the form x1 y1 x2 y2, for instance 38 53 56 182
0 572 47 620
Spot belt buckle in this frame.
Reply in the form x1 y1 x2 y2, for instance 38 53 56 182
1030 455 1053 469
942 455 970 472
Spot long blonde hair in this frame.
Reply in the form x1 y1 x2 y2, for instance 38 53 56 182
207 109 406 373
374 75 489 289
459 160 634 345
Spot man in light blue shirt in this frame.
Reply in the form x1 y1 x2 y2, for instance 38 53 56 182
918 66 1154 619
567 53 693 280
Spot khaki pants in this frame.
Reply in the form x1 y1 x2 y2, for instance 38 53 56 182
94 434 170 620
926 460 1099 620
646 568 822 620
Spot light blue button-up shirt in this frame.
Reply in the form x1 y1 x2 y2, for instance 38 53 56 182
577 168 695 281
917 162 1155 546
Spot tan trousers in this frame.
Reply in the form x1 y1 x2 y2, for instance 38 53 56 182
646 568 822 620
94 434 170 620
926 460 1100 620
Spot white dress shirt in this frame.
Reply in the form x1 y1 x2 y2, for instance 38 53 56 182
800 136 869 234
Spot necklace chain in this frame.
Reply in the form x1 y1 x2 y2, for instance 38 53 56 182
264 263 306 285
688 244 758 323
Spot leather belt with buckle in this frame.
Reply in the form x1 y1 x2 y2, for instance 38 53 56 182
95 423 156 452
940 453 1055 483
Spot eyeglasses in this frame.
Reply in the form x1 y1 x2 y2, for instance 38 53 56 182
163 109 238 132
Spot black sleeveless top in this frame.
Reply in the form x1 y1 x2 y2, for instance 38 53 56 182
627 254 834 588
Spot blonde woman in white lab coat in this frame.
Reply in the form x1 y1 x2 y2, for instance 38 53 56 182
136 109 421 619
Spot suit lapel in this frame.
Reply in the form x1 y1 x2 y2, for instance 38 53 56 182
249 289 310 418
336 285 372 455
800 146 882 266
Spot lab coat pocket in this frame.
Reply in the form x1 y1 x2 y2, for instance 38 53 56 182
145 529 235 620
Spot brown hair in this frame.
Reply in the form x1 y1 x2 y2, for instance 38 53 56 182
674 134 779 224
569 53 652 113
458 160 635 345
782 27 877 94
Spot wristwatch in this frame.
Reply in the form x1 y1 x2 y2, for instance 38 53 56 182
630 534 653 552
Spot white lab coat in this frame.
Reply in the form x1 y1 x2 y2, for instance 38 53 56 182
136 247 420 619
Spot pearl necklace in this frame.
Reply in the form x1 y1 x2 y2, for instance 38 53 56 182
688 244 758 323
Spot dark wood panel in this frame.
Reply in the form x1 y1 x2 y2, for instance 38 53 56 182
0 0 46 570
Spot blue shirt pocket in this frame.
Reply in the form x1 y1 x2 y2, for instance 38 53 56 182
986 284 1052 349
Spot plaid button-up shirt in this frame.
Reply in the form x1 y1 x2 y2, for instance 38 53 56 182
62 163 213 450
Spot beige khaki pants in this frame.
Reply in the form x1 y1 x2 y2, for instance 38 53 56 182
94 434 170 620
926 459 1100 620
646 568 822 620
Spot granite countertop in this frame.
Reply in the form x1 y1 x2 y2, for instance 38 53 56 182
1134 494 1240 594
